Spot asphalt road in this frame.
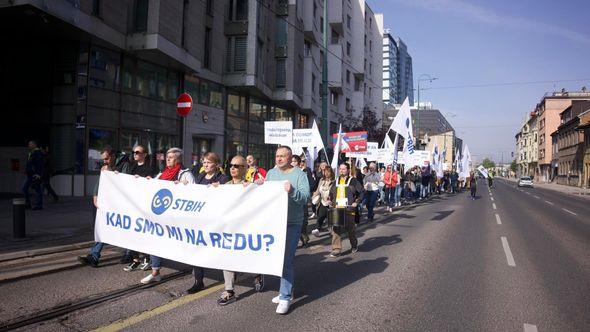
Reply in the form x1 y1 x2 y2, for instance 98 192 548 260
3 180 589 332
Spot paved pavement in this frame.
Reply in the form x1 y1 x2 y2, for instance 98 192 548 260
2 180 588 331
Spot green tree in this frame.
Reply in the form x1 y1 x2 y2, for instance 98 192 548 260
510 159 517 173
481 158 496 169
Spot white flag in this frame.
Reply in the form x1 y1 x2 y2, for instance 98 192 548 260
388 97 415 154
460 145 471 179
392 133 399 168
331 124 343 177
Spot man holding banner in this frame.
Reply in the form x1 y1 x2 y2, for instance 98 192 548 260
259 146 310 314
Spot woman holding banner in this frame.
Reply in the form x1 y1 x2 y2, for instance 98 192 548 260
140 148 195 285
216 155 264 305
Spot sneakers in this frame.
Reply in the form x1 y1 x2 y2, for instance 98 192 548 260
217 290 236 306
138 258 151 271
187 280 205 294
329 251 341 258
276 300 291 314
271 294 294 304
77 255 99 267
351 247 359 254
254 275 264 292
140 273 161 284
123 260 141 272
311 229 320 237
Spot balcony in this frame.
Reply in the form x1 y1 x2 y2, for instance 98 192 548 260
328 0 343 34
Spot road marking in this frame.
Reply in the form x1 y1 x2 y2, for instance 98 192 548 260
523 323 538 332
501 237 516 267
545 200 554 205
525 192 531 195
492 203 497 210
93 281 225 331
562 208 577 216
490 197 494 201
495 214 502 225
534 195 540 199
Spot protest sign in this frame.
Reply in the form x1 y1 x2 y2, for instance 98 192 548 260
332 131 368 152
264 121 292 145
95 172 288 276
292 129 314 148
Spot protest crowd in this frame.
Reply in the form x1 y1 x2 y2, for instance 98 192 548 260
69 140 480 315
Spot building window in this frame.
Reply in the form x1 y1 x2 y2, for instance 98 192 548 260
203 27 212 69
346 98 350 110
330 91 338 105
354 77 361 91
304 40 311 56
346 70 350 84
229 0 248 21
346 42 351 56
226 36 247 72
331 29 339 44
312 74 316 93
92 0 101 17
347 15 351 29
206 0 214 16
133 0 149 32
276 59 286 88
369 40 372 51
320 17 324 33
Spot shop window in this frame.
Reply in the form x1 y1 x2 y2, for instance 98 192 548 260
199 80 210 105
89 47 120 90
270 107 291 121
88 128 117 172
227 93 244 117
209 82 223 109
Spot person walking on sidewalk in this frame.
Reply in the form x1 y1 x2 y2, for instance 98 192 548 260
363 162 380 222
259 146 310 315
469 172 477 200
311 166 335 237
383 165 395 212
78 146 117 267
329 162 364 258
140 148 195 285
23 140 45 210
216 155 264 306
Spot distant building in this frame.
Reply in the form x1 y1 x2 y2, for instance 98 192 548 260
382 30 413 106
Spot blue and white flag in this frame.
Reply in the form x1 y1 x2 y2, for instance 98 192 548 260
388 97 414 154
392 133 400 169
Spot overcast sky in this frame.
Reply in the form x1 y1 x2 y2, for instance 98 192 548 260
369 0 590 164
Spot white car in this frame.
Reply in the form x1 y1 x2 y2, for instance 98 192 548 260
518 176 534 188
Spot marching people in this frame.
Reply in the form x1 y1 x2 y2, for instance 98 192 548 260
311 166 335 237
392 166 402 208
216 155 264 306
122 145 155 271
469 171 477 200
78 146 117 267
141 148 195 285
383 165 395 212
291 155 314 247
363 162 380 222
258 146 310 314
245 154 267 183
311 161 329 218
378 166 386 206
23 140 45 210
188 152 228 293
329 162 364 258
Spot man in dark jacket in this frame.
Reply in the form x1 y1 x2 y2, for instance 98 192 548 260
23 140 45 210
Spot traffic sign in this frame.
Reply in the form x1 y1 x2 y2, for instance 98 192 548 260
176 93 193 117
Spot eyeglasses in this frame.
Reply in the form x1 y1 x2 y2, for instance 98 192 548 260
229 164 245 169
133 151 144 155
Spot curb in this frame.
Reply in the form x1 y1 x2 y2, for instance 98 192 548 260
0 241 95 263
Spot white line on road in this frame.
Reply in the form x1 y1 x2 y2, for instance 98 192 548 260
534 195 540 199
523 323 538 332
501 237 516 267
492 203 497 210
490 197 494 201
545 200 554 205
495 214 502 225
525 192 531 195
562 208 578 216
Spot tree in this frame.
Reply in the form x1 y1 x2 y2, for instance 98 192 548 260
336 106 385 143
481 158 496 169
510 159 517 173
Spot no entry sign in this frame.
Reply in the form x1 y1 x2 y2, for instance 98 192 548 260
176 93 193 117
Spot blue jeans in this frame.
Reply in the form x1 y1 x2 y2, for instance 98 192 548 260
365 191 378 219
22 176 43 208
151 255 162 270
90 242 104 261
394 185 402 204
421 185 428 198
385 187 394 207
279 224 302 301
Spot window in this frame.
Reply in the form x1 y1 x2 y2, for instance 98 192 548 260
313 2 317 18
347 15 351 29
276 59 286 88
346 42 351 56
89 47 120 90
134 0 149 32
346 98 350 110
369 63 372 75
229 0 248 21
226 36 247 72
346 70 350 84
369 40 372 51
203 28 212 69
92 0 100 17
312 74 316 93
330 91 338 105
354 77 361 91
206 0 214 16
331 29 339 44
320 17 324 33
304 40 311 56
88 128 116 171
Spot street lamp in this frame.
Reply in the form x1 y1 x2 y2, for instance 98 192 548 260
416 74 438 149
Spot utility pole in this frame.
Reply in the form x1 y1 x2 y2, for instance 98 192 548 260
321 0 329 144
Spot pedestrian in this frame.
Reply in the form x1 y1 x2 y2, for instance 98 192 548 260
41 146 59 203
311 161 328 218
141 147 195 284
122 145 155 271
469 172 477 200
245 154 267 183
258 146 310 314
393 165 402 207
291 155 313 247
363 162 379 222
383 165 395 212
77 146 117 267
329 162 364 257
311 166 335 237
23 140 45 210
216 155 264 306
378 166 386 206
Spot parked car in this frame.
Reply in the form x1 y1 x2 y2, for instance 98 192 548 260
518 176 534 188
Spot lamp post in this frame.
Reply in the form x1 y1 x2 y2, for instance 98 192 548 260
416 74 438 149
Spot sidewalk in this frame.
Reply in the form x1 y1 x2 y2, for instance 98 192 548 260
0 196 96 254
501 177 590 199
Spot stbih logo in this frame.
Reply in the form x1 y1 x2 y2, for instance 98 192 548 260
151 189 173 215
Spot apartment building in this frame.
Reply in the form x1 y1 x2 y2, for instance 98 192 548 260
382 30 413 106
515 111 538 178
553 100 590 186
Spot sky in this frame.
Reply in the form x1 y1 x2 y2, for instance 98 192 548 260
369 0 590 164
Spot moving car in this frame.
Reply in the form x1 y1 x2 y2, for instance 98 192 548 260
518 176 534 188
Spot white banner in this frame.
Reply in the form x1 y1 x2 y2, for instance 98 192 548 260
347 142 378 160
264 121 293 145
477 165 489 178
291 129 314 148
399 150 431 167
95 172 288 276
